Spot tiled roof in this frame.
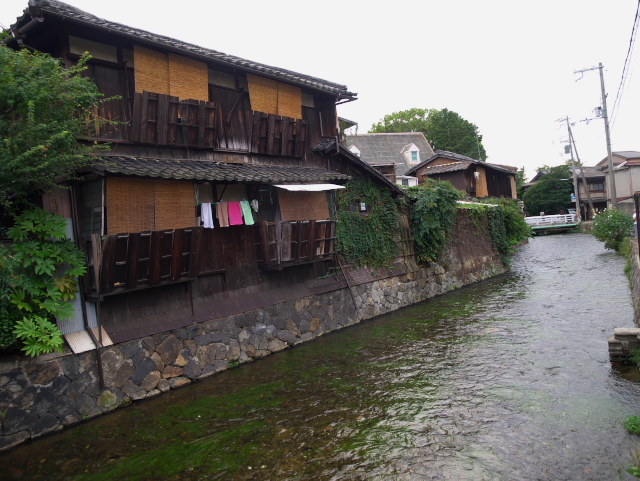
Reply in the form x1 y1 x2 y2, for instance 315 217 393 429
90 156 350 183
11 0 356 100
420 161 471 175
573 167 605 179
406 150 516 177
345 133 435 176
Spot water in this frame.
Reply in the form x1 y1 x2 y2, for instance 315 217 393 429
3 233 640 480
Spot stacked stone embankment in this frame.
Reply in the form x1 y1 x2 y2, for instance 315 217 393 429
0 217 507 451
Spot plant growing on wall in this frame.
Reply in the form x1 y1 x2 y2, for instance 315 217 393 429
335 176 401 268
592 208 634 251
472 198 532 256
405 179 463 263
0 208 86 356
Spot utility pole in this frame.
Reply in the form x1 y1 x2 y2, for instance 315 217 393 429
574 63 617 208
568 123 595 218
561 116 580 220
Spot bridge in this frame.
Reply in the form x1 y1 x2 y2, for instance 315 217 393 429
525 214 579 234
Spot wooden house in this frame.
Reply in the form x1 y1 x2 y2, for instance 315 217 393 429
5 0 402 347
405 151 518 199
346 132 435 187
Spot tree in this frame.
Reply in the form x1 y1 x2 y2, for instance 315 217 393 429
0 45 107 355
521 165 573 216
516 167 527 199
0 44 106 210
370 108 487 160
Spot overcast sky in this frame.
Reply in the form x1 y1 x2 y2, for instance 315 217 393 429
2 0 639 179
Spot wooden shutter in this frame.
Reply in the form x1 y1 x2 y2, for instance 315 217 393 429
247 73 302 119
154 180 196 230
107 177 155 234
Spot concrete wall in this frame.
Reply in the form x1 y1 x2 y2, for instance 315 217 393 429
0 218 507 451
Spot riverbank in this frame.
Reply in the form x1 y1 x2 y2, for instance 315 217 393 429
0 211 508 451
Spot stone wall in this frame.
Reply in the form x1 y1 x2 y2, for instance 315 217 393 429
0 221 507 451
628 239 640 323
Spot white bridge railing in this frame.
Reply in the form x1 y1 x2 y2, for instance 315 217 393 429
525 214 577 226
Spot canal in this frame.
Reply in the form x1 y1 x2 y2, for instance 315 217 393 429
3 233 640 480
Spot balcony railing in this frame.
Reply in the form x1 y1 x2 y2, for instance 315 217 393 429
254 220 336 270
84 221 334 296
97 91 307 157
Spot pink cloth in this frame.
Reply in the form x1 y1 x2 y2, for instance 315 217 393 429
227 201 244 225
216 202 229 227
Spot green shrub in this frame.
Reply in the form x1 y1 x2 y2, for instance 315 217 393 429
405 179 463 263
1 207 86 356
592 208 634 251
625 415 640 435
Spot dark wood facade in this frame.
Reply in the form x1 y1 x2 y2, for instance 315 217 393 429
6 1 404 339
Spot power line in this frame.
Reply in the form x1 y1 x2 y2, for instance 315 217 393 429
611 0 640 126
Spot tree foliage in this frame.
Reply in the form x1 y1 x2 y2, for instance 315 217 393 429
592 208 634 251
370 108 487 160
522 165 573 216
0 45 107 210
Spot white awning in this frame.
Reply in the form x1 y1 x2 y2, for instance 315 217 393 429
274 184 346 191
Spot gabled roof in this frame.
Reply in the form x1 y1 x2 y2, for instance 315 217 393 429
7 0 356 100
405 150 516 177
596 151 640 170
313 138 405 196
418 161 471 175
89 156 350 184
344 133 435 176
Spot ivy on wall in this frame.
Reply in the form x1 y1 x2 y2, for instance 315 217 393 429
335 176 401 268
405 179 463 263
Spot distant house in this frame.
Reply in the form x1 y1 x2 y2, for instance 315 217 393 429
345 132 435 187
596 151 640 214
405 151 518 199
573 166 607 219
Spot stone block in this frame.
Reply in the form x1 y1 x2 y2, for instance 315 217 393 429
130 358 157 386
13 385 37 409
97 388 120 411
157 379 170 392
162 366 184 379
111 361 135 389
168 377 191 389
121 380 146 401
101 348 125 386
183 361 201 379
49 395 74 419
0 430 30 452
31 414 60 438
150 352 164 371
267 339 288 353
3 407 37 435
50 376 71 396
140 370 161 391
156 335 183 365
25 361 60 386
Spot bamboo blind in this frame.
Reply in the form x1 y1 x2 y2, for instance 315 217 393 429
154 180 196 230
134 45 208 101
278 190 329 221
476 166 489 197
134 45 170 95
168 53 208 101
107 177 155 234
247 74 278 116
107 178 195 234
277 82 302 119
247 73 302 119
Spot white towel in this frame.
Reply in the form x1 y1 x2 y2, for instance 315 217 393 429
251 199 259 212
202 203 214 229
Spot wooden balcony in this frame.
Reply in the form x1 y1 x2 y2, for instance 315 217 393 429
254 220 336 270
83 221 335 296
96 91 307 157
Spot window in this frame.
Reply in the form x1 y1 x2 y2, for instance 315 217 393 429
401 178 409 186
589 182 604 192
411 151 418 162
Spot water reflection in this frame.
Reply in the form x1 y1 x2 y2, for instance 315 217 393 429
2 234 640 481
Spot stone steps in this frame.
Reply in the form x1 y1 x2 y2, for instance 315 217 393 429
608 328 640 363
